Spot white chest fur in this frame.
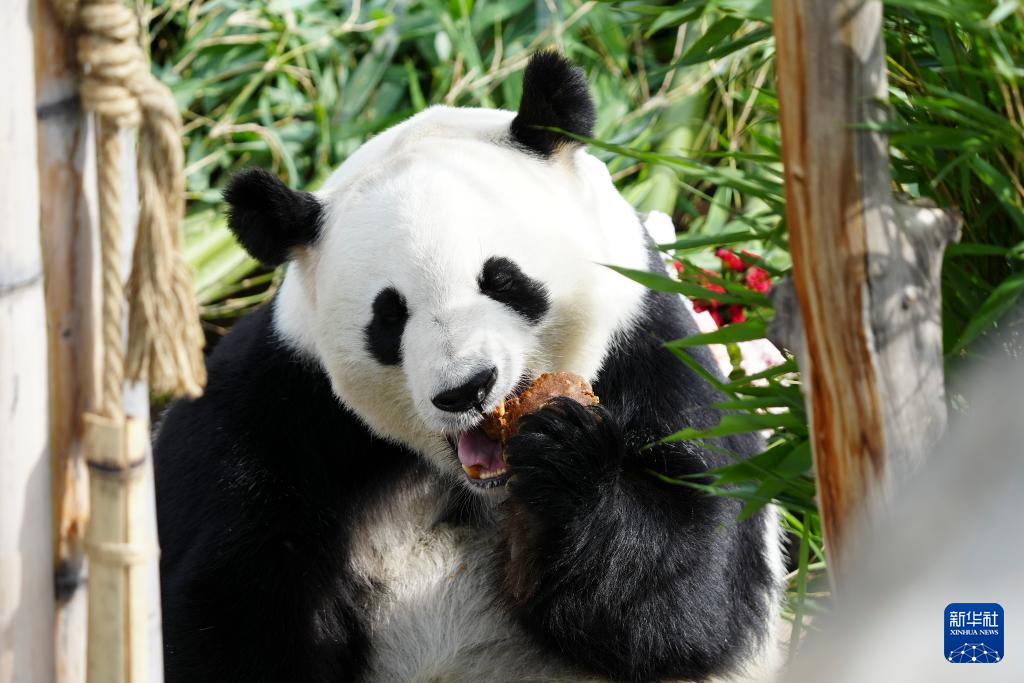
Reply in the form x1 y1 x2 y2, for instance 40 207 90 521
348 476 782 683
348 477 585 682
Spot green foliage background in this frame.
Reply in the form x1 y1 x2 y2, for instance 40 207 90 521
148 0 1024 656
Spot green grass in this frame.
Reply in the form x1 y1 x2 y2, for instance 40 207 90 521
148 0 1024 656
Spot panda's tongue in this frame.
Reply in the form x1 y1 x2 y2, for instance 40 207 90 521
456 428 505 478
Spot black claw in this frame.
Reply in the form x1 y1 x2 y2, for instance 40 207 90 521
505 398 623 505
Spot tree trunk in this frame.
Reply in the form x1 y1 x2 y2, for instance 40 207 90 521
770 0 960 589
0 1 56 681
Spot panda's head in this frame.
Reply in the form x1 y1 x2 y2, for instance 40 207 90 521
225 52 647 498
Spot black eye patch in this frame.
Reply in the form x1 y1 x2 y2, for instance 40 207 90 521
478 257 549 324
365 287 408 365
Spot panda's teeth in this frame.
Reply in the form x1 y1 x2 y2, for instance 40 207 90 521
461 463 509 480
460 466 507 481
478 467 508 480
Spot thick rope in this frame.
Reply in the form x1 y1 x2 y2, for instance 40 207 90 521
50 5 203 680
97 120 125 417
61 0 206 406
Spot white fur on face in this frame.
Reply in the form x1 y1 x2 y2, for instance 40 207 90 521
274 106 649 474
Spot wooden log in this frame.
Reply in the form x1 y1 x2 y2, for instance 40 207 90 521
33 2 164 679
771 0 961 589
0 1 57 681
34 1 98 679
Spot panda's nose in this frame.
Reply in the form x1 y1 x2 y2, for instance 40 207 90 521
432 367 498 413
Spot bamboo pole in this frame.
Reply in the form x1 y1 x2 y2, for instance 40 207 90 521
81 78 161 683
770 0 961 589
1 1 57 681
72 119 165 683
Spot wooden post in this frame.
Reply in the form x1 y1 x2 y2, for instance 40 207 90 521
771 0 960 588
32 1 166 680
34 1 99 679
1 1 57 681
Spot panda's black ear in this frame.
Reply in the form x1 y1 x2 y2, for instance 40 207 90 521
509 51 596 157
223 168 324 266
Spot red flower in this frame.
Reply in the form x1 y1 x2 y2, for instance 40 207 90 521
693 295 749 328
673 260 683 274
715 248 746 272
696 268 725 293
685 249 771 328
692 298 715 313
693 297 745 328
744 266 772 293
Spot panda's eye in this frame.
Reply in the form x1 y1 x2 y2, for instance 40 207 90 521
373 289 408 324
365 287 408 365
478 257 549 324
479 259 518 294
483 271 515 294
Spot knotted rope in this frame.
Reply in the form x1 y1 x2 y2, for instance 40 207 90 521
50 1 205 680
54 0 205 409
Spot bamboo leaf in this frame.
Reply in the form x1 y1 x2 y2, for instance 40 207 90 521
658 229 760 252
678 20 772 66
952 270 1024 353
603 265 760 305
664 319 767 348
661 412 805 443
721 358 800 389
967 156 1024 234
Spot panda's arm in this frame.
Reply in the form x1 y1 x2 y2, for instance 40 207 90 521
157 424 371 683
502 289 776 681
155 308 379 683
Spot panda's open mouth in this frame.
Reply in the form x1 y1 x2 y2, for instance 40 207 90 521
451 374 534 490
456 428 509 489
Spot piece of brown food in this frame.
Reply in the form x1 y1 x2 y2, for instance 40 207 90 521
480 372 599 443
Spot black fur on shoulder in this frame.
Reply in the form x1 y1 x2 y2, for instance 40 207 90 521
154 303 422 683
498 241 775 682
223 168 324 266
510 51 596 157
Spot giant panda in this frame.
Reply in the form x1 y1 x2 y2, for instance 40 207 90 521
154 52 784 683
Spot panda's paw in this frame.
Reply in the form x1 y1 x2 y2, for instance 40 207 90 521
505 397 623 504
500 398 624 601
